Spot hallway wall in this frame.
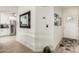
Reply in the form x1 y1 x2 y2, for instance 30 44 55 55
35 7 54 52
16 6 55 52
16 6 63 52
54 7 63 49
16 6 36 50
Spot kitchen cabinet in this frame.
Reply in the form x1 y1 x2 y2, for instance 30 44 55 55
0 13 10 36
0 29 10 36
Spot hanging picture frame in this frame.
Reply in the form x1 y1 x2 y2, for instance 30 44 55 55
54 13 62 26
19 11 31 28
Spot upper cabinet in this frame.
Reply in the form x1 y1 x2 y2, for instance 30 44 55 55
0 13 10 24
0 13 16 24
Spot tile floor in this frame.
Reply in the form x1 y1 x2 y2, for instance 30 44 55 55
1 36 79 53
56 38 79 53
0 36 33 53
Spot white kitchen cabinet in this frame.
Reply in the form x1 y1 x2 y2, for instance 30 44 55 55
0 13 10 36
0 13 10 24
0 29 10 36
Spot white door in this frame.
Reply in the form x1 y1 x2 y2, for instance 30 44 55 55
64 16 78 39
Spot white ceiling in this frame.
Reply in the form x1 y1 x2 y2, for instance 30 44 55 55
58 6 79 9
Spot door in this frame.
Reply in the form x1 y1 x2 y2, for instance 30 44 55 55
64 16 78 39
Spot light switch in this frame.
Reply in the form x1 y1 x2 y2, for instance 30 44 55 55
43 17 46 19
46 24 48 28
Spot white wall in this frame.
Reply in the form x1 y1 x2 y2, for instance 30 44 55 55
63 7 79 39
16 6 64 52
54 7 63 49
35 7 54 52
16 6 36 50
16 6 55 52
